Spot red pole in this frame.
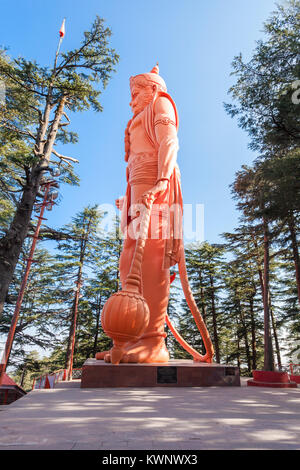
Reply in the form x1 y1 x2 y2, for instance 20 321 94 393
67 281 81 381
0 182 52 387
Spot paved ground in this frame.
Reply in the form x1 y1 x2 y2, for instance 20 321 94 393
0 378 299 450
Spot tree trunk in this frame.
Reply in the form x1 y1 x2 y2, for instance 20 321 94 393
236 317 241 373
263 217 274 371
92 294 102 357
269 299 282 369
65 215 92 374
249 296 257 371
251 230 265 301
237 298 251 374
199 269 207 355
209 274 220 363
199 269 207 323
65 293 77 371
0 183 39 317
287 213 300 305
20 366 27 389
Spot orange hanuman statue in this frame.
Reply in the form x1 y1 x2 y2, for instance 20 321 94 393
96 65 214 364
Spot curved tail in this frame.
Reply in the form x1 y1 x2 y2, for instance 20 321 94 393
167 243 214 363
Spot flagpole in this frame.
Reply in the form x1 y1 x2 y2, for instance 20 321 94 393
54 37 63 71
54 18 65 72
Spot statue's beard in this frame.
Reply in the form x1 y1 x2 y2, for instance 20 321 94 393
132 91 154 115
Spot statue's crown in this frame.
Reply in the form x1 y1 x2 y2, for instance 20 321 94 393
130 63 167 92
150 63 159 74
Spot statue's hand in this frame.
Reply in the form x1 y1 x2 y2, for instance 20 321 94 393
139 180 168 209
115 197 125 211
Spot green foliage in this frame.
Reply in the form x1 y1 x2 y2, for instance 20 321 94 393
225 0 300 155
0 242 60 361
53 16 119 112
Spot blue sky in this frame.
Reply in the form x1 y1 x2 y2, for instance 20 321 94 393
1 0 279 243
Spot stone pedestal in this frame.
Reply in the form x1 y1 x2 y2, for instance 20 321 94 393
81 359 240 388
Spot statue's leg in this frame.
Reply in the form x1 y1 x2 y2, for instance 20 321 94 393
101 183 170 363
102 214 170 363
118 212 170 363
121 237 170 363
95 234 135 360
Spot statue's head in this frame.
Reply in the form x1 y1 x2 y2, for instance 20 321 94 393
129 64 167 115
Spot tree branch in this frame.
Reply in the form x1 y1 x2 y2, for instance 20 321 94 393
0 121 36 141
52 149 79 165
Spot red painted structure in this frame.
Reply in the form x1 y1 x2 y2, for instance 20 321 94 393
289 363 300 384
32 368 82 389
247 370 297 388
0 373 26 405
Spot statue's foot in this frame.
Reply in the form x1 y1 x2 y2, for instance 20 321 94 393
95 351 110 360
104 336 169 364
95 340 136 360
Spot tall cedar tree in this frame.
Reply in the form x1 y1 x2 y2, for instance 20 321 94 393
0 17 119 317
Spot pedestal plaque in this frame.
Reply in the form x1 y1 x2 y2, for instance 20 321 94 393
157 366 177 384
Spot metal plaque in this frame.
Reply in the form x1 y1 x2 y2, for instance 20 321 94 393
157 366 177 384
225 367 236 376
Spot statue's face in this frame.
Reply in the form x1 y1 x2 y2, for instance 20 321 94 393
130 83 156 115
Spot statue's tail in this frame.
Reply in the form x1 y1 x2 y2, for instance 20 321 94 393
166 242 214 363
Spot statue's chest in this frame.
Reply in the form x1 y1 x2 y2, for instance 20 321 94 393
129 113 144 141
128 111 154 153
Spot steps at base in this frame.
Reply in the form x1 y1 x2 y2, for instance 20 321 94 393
247 379 297 388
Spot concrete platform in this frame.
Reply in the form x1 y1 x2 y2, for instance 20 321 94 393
81 359 240 388
0 378 299 450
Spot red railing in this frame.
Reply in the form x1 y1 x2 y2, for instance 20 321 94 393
32 368 82 390
289 363 300 384
289 363 300 375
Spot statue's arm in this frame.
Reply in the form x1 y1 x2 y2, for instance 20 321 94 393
138 96 179 208
115 197 125 210
154 96 178 182
115 164 129 210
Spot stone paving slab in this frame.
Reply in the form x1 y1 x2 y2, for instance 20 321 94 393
0 379 299 450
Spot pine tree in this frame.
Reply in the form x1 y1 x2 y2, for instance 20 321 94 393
12 350 44 391
52 206 104 374
222 225 268 371
221 256 264 374
73 217 122 363
225 0 300 155
172 242 225 363
0 241 60 369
